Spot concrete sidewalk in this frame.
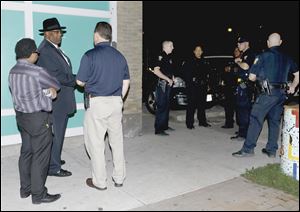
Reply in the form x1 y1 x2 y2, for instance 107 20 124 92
1 106 298 211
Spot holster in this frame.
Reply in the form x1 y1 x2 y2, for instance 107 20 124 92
158 79 167 93
260 79 272 95
84 91 90 110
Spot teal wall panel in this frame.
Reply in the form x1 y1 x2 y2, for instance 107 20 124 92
1 2 112 139
33 1 110 11
1 10 25 109
1 116 18 136
67 109 85 128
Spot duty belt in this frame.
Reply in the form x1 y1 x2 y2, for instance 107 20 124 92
269 83 287 89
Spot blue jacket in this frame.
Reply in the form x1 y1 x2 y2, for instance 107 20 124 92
37 39 76 115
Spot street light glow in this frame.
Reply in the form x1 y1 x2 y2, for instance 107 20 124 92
227 27 232 32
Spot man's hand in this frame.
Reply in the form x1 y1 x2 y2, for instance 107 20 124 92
76 79 85 87
287 84 295 94
49 88 57 99
234 58 242 63
167 78 173 86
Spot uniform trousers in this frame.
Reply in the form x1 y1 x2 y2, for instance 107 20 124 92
242 90 286 154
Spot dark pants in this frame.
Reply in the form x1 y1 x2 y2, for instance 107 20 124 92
186 85 207 127
16 111 52 202
236 87 252 137
242 90 286 153
48 110 69 174
223 87 236 126
155 81 171 133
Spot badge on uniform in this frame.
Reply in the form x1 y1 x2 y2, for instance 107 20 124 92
254 57 259 64
158 56 163 61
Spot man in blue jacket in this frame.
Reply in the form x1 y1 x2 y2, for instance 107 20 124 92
37 18 76 177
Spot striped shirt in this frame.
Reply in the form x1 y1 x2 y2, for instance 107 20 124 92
8 59 60 113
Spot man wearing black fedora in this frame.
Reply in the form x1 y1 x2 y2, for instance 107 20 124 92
37 17 76 177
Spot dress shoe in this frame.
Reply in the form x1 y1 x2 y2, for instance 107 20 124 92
199 123 211 127
32 193 61 204
221 125 233 129
86 178 107 190
262 148 276 158
165 127 175 131
155 131 169 136
48 169 72 177
20 192 31 198
61 160 65 165
232 150 254 157
230 135 245 141
112 178 123 187
187 126 195 129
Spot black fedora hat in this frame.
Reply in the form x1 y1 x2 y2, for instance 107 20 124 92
39 18 66 34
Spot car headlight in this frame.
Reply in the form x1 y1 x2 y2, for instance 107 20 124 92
173 77 186 88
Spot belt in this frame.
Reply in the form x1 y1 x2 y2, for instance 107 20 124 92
269 83 287 89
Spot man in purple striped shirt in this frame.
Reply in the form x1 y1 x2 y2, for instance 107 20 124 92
8 38 61 204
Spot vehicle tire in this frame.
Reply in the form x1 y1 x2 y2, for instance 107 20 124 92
145 89 157 114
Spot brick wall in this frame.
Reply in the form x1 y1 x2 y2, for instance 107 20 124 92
117 2 143 137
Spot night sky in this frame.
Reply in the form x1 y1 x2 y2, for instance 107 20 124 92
143 1 299 63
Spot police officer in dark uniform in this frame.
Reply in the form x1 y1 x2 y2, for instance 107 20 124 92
221 47 241 128
233 32 299 157
230 36 256 140
183 44 210 129
151 40 175 136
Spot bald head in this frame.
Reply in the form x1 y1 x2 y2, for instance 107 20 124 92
267 33 282 48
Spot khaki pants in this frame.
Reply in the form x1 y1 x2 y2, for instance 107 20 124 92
84 96 125 188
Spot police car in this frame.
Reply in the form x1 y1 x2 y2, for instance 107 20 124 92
143 55 233 114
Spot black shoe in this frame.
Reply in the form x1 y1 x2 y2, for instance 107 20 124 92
48 169 72 177
86 178 107 190
232 150 254 157
187 126 195 129
61 160 65 165
221 125 233 129
112 178 123 187
230 135 245 141
165 127 175 131
261 148 276 158
32 193 61 204
20 192 31 198
155 131 169 136
199 123 211 127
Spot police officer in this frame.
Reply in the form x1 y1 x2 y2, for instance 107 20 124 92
230 36 256 140
183 44 210 129
221 47 241 128
232 32 299 157
151 40 175 136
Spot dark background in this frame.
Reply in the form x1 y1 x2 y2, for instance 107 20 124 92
143 1 299 65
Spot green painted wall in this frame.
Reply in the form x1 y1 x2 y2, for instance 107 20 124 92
1 1 112 140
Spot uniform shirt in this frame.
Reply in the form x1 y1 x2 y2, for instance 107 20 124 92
76 42 130 96
183 56 209 87
237 48 255 81
154 51 174 78
8 59 60 113
250 46 298 83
